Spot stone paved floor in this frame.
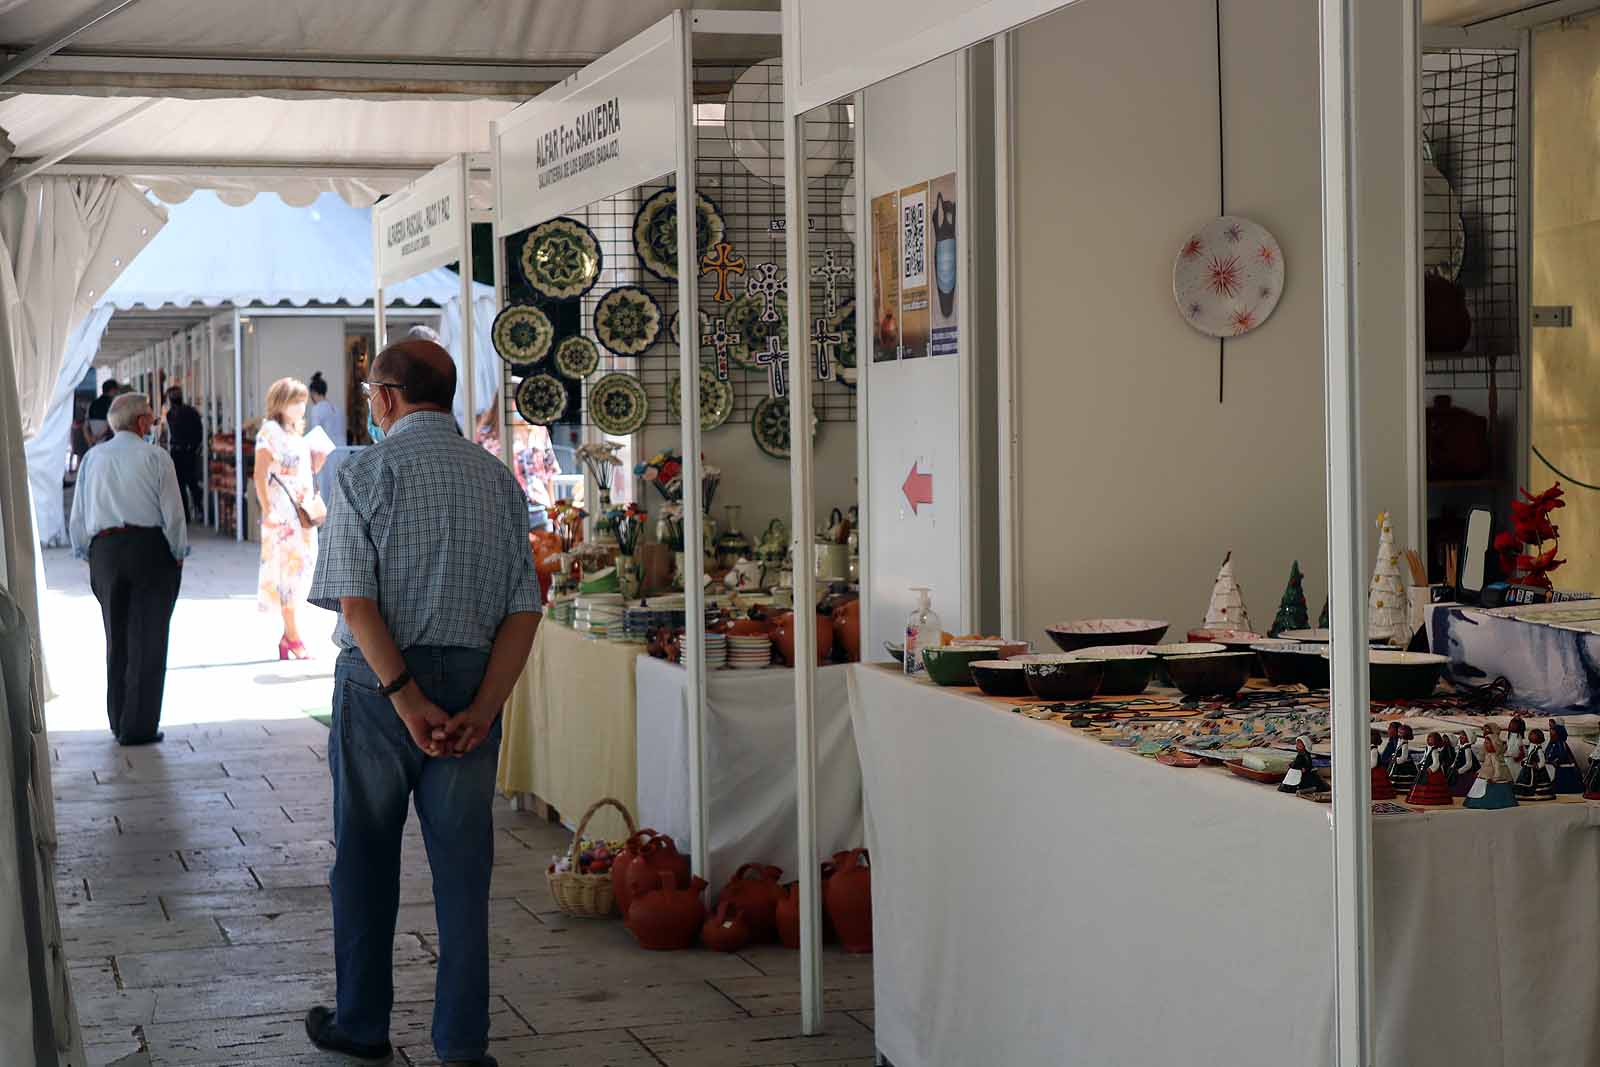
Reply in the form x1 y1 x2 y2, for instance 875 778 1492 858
41 531 876 1066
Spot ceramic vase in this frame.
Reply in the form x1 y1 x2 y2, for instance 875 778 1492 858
625 871 707 951
624 834 692 905
832 599 861 663
775 882 802 950
613 829 661 918
720 863 785 943
617 554 641 599
700 900 752 953
773 611 834 668
673 551 687 591
822 848 872 954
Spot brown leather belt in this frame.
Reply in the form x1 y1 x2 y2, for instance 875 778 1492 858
93 525 150 541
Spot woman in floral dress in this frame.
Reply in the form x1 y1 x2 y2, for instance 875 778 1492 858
254 377 325 659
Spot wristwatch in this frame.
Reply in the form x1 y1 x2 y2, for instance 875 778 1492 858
379 670 412 697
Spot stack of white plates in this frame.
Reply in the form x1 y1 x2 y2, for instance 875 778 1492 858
727 633 774 670
574 594 625 637
678 632 728 669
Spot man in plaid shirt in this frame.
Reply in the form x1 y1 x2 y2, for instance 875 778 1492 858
304 338 538 1067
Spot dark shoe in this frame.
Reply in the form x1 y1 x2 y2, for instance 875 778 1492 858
443 1058 497 1067
305 1005 393 1063
117 731 164 747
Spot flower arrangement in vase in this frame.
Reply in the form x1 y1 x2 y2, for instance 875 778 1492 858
610 503 648 598
636 449 685 503
1494 482 1565 588
547 500 587 597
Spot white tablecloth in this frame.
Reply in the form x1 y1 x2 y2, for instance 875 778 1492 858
635 658 863 895
849 664 1600 1067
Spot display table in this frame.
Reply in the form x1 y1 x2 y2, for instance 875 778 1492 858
849 664 1600 1067
1430 602 1600 711
634 658 863 894
496 621 645 840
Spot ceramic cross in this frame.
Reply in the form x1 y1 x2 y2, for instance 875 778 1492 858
754 335 789 399
810 316 841 381
700 317 739 381
746 262 784 323
811 249 853 317
700 241 746 303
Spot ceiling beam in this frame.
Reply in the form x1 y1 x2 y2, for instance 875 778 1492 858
0 96 160 191
0 0 148 85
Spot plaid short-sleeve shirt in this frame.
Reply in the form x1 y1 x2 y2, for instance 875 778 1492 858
310 410 539 652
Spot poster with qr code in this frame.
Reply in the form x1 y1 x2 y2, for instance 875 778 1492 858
871 190 900 363
928 172 958 357
898 181 930 359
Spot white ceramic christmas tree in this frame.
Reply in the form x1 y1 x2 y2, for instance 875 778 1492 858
1369 512 1409 645
1204 552 1254 632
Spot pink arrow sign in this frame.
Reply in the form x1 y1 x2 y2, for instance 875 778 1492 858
902 462 933 514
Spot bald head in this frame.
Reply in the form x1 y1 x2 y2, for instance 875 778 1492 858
372 338 456 411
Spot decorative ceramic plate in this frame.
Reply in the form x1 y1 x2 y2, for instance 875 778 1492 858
1422 139 1465 282
668 308 712 347
1172 216 1285 338
726 58 851 185
515 373 568 425
751 395 817 459
633 188 725 282
552 335 600 380
726 292 789 368
520 216 603 300
829 299 857 368
493 303 554 364
593 286 662 356
668 367 735 431
587 372 649 435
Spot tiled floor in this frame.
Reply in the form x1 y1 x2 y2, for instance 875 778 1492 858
42 533 876 1066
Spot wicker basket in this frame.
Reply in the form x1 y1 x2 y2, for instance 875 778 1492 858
546 796 638 918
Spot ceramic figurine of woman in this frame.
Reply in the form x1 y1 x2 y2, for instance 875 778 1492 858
1465 721 1517 810
1379 721 1402 769
1544 719 1584 795
1388 724 1420 793
1504 717 1528 782
1584 742 1600 801
1370 733 1396 800
1514 728 1556 801
1407 732 1455 806
1279 735 1327 794
1451 729 1481 798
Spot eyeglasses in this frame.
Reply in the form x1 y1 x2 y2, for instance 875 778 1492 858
361 380 404 398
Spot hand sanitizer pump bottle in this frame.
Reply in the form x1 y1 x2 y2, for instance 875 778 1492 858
904 587 941 678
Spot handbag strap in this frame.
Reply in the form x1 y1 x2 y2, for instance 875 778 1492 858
269 472 303 512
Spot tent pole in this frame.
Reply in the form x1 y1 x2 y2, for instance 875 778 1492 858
781 8 823 1034
456 155 475 436
232 309 243 543
0 98 161 192
1320 0 1375 1062
205 321 215 529
673 11 711 883
490 121 514 482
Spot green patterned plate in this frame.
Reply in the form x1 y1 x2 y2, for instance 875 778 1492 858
633 188 726 282
726 292 788 369
751 395 817 459
493 304 554 365
553 335 600 380
520 217 603 300
588 372 649 435
593 286 662 356
829 298 857 368
668 368 735 432
515 373 568 425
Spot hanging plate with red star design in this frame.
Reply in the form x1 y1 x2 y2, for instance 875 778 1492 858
1171 216 1284 339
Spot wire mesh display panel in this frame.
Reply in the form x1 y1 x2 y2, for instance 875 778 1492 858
1421 48 1520 394
498 60 858 448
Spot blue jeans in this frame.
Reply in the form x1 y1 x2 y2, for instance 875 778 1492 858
328 645 501 1061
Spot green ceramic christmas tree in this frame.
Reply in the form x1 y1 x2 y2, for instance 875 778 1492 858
1271 561 1310 636
1318 598 1330 629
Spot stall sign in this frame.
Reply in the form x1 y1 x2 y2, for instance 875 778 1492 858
373 156 463 289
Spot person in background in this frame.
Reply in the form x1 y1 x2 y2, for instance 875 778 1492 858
67 393 187 745
164 386 205 522
255 377 325 661
306 371 347 446
82 378 118 448
304 338 537 1067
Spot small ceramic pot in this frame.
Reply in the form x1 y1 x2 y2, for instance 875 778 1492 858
775 882 802 950
720 863 784 943
701 900 752 953
773 611 834 667
1253 642 1328 688
1366 650 1448 701
1045 618 1169 653
626 871 708 951
822 849 872 954
1163 651 1254 699
832 599 862 663
969 659 1031 698
1017 654 1105 701
921 643 1008 686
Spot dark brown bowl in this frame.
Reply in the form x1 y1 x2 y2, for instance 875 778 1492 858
1018 655 1105 701
1253 642 1329 688
1045 618 1169 653
970 660 1032 698
1163 651 1254 699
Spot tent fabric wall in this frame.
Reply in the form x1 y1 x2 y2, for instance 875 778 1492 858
26 306 113 548
436 293 500 426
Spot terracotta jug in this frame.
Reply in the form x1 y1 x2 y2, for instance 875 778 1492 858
775 881 802 950
625 834 692 906
720 863 784 943
823 849 872 954
612 829 661 917
832 599 861 663
700 899 752 953
626 871 708 951
773 611 835 668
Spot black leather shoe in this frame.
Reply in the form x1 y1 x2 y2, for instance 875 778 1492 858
305 1005 393 1063
118 731 164 746
443 1058 497 1067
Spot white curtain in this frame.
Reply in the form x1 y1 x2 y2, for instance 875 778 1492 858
25 306 114 547
436 292 500 433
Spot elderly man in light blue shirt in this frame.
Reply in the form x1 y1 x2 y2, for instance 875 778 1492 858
68 392 188 745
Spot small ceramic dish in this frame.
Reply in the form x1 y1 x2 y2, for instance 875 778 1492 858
884 642 905 664
969 659 1032 698
1186 628 1265 645
1045 618 1170 653
1252 642 1330 688
1162 651 1254 699
1363 649 1449 701
1147 642 1227 657
1064 647 1155 696
921 643 1008 687
1016 654 1105 701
